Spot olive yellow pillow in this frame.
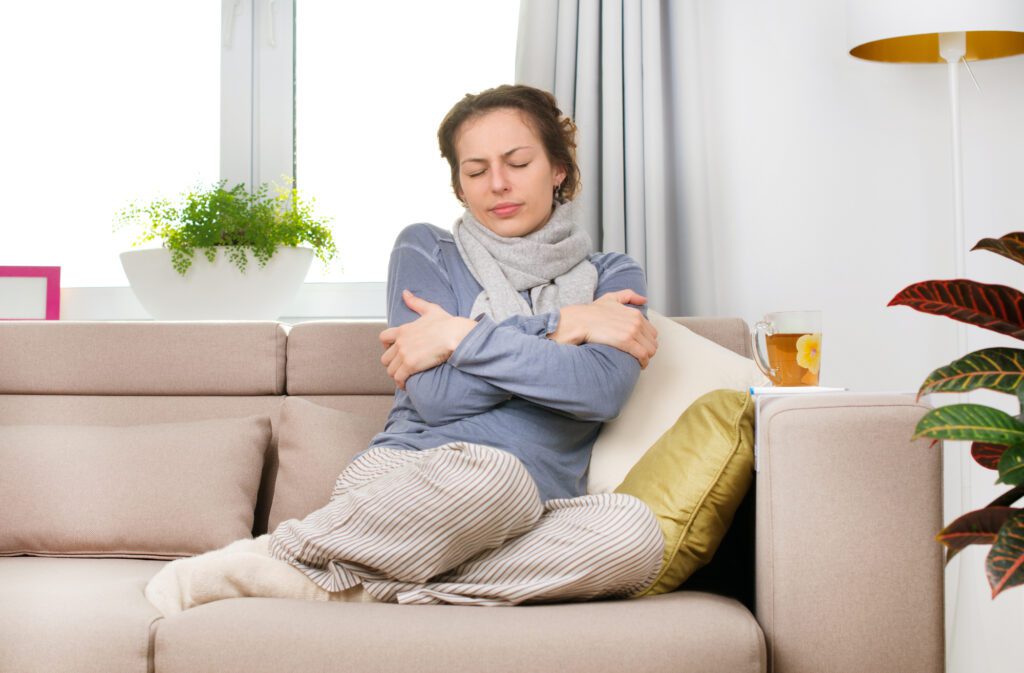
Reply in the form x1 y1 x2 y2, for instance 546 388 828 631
615 388 755 596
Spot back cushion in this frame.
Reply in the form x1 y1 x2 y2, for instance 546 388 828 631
0 321 287 395
0 416 271 559
267 397 388 532
286 322 394 395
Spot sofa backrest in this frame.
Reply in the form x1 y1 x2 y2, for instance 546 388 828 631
0 317 752 538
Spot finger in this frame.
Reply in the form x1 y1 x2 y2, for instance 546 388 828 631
597 289 629 304
386 351 403 380
630 341 650 369
645 319 659 341
381 343 397 368
616 291 647 308
394 366 409 390
634 319 658 359
379 327 397 346
402 289 437 316
620 323 655 368
635 333 658 363
600 289 647 306
640 320 659 346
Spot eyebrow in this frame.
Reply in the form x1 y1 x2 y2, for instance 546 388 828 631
460 146 533 166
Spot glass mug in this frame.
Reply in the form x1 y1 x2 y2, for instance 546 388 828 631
751 310 822 386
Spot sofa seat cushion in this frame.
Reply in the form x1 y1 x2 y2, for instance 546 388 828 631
154 591 765 673
0 557 165 673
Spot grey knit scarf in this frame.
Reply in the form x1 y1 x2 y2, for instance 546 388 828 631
452 201 598 322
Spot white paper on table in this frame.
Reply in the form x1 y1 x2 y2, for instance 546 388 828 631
749 385 847 395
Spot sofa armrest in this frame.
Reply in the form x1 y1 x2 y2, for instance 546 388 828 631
754 393 944 673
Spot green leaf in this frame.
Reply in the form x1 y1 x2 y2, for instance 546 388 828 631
888 280 1024 341
986 510 1024 597
973 232 1024 266
918 348 1024 398
914 404 1024 445
997 446 1024 485
973 442 1009 470
937 506 1016 565
112 179 336 277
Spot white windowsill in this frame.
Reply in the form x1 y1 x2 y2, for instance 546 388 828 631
59 282 387 322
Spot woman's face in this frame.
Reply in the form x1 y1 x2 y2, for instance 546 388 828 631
454 108 566 238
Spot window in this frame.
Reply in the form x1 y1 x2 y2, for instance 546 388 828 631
1 1 220 288
295 1 520 283
3 1 520 318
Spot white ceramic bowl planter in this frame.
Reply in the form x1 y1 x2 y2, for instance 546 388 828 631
120 246 313 320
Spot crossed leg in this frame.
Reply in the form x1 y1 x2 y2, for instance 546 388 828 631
271 443 663 605
268 443 546 591
146 443 662 614
366 492 664 605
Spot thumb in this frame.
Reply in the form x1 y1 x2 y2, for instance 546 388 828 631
402 289 435 315
600 289 647 305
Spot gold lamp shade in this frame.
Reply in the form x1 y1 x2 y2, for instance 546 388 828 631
851 30 1024 63
847 0 1024 63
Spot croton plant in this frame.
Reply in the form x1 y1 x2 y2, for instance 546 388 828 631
889 232 1024 598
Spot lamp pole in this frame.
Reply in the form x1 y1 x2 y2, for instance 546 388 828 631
939 32 967 291
938 31 971 667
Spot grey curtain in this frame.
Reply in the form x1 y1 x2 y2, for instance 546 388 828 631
516 0 714 316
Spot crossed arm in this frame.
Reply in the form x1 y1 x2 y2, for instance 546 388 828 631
381 287 657 382
379 238 658 425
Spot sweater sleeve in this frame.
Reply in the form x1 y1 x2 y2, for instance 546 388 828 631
387 225 512 425
447 253 648 423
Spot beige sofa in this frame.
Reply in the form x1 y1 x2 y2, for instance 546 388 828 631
0 319 943 673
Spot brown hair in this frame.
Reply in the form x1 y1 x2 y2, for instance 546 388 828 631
437 84 580 204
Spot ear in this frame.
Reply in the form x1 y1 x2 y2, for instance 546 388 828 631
553 165 567 188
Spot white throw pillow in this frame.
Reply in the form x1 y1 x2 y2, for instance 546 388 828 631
587 311 767 494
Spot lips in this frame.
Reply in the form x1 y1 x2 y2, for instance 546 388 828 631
490 202 523 218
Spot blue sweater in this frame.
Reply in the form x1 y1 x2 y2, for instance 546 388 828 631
367 223 648 501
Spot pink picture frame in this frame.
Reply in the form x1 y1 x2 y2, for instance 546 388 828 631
0 266 61 320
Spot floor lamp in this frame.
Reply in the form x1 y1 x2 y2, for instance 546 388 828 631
846 1 1024 324
845 1 1024 665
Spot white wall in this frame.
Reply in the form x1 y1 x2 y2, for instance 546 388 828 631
693 1 1024 670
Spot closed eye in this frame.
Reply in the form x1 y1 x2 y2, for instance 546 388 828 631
465 160 530 177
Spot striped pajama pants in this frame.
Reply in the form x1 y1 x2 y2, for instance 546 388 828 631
268 442 663 606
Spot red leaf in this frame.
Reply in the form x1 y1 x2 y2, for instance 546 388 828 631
986 511 1024 597
988 483 1024 508
938 507 1015 564
973 443 1009 470
889 280 1024 341
973 233 1024 266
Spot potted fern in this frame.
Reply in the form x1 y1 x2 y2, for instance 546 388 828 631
116 181 336 320
889 232 1024 597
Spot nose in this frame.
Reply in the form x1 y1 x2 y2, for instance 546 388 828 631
488 165 510 193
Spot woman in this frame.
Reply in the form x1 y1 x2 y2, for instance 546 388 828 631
148 84 662 610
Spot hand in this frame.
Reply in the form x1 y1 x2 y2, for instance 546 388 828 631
379 290 477 389
549 289 659 368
